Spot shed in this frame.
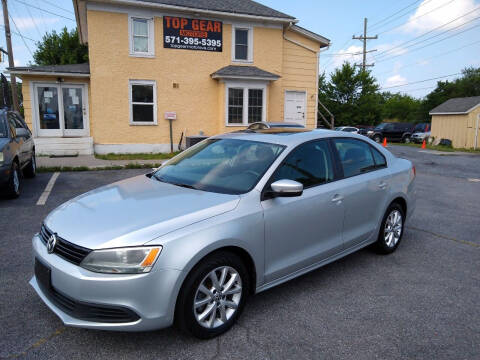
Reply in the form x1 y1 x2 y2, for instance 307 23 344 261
429 96 480 149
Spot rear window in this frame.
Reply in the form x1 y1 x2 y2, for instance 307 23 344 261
333 138 376 178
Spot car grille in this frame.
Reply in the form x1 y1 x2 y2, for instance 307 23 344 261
35 259 140 323
40 224 92 265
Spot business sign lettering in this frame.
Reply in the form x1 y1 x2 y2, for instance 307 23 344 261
163 16 222 52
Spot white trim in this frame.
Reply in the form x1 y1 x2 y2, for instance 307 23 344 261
212 75 278 81
289 25 330 46
315 52 319 128
95 143 178 154
224 80 267 126
232 25 253 63
7 70 89 77
129 79 158 125
283 36 318 53
284 90 307 126
128 15 155 57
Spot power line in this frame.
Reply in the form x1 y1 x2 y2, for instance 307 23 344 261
369 0 423 30
375 39 480 77
12 0 75 21
352 18 378 71
39 0 74 15
377 0 456 36
376 21 480 63
380 72 462 90
0 24 37 41
9 14 33 57
375 6 480 59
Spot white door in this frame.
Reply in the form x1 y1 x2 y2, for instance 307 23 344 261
34 83 88 137
284 91 306 125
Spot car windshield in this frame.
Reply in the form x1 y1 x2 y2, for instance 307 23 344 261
152 138 285 195
375 123 388 130
0 116 8 138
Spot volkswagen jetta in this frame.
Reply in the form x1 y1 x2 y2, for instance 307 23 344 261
31 129 415 338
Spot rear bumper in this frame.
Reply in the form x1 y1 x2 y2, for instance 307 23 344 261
31 234 184 331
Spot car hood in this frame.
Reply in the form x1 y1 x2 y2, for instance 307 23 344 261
44 175 240 249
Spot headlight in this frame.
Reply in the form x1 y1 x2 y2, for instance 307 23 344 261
0 151 4 163
80 246 162 274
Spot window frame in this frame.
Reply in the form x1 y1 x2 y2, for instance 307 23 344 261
129 80 157 126
232 25 253 63
330 137 389 179
225 82 266 126
129 15 155 57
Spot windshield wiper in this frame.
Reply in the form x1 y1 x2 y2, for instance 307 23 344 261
151 174 198 190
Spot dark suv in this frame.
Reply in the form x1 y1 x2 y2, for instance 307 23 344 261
368 122 415 143
0 109 36 198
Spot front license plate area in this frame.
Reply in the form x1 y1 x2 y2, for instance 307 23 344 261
35 258 51 290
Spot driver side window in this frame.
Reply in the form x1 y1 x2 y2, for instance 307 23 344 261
272 140 334 188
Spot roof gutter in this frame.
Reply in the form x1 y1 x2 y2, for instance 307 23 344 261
6 70 90 78
211 75 279 81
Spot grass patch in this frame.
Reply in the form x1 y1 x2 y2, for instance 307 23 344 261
393 142 480 153
95 152 180 161
37 163 162 173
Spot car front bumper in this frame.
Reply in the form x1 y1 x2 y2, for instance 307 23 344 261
30 234 184 331
0 163 11 186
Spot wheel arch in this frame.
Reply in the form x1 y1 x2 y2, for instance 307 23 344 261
390 196 407 217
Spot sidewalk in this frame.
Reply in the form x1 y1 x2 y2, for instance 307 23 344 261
36 155 168 170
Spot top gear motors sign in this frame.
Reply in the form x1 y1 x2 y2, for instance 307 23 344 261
163 16 223 52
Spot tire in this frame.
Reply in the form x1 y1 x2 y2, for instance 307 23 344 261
373 135 382 143
373 203 405 254
23 152 36 178
6 161 21 199
175 251 249 339
403 136 411 144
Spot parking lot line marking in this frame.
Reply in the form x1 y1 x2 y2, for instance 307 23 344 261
407 226 479 248
467 178 480 182
36 172 60 206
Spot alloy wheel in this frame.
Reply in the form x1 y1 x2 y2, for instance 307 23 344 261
193 266 242 329
384 210 402 247
13 169 19 193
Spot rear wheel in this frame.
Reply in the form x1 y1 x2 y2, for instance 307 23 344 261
403 135 411 144
374 203 405 254
175 251 249 339
373 135 382 143
23 152 36 178
6 162 21 198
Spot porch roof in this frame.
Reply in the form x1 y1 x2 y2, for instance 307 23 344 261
7 63 90 78
211 65 280 81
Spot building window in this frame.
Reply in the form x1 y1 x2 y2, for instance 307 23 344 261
228 88 244 124
130 80 157 125
232 26 253 62
226 85 265 125
129 16 154 56
248 89 263 123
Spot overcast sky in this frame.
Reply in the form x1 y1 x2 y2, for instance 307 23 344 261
1 0 479 98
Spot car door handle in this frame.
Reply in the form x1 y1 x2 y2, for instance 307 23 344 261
331 194 344 203
378 181 388 189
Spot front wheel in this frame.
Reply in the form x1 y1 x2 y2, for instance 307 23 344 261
6 162 21 198
403 136 411 144
175 251 249 339
373 203 405 254
373 135 382 143
23 152 36 178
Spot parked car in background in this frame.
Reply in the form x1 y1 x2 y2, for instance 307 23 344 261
411 123 431 144
357 125 374 136
368 122 415 143
0 109 36 198
31 128 415 339
247 121 305 130
335 126 359 133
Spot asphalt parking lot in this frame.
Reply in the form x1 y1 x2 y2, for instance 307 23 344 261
1 145 479 359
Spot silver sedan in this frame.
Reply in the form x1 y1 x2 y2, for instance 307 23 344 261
31 129 416 338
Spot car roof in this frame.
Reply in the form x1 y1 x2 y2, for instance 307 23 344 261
213 128 374 147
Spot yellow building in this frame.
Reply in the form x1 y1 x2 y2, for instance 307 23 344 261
429 96 480 149
8 0 329 155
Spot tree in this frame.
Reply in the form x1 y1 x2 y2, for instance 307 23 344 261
420 67 480 120
318 62 382 126
33 27 88 65
381 92 422 123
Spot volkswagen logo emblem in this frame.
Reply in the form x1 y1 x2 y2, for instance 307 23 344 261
47 234 57 254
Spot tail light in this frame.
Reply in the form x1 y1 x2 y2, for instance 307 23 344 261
412 165 416 178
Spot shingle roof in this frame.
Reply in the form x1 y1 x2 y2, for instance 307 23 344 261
129 0 295 19
429 96 480 114
8 63 90 75
211 65 280 80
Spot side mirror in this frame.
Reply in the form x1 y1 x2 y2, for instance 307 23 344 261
269 179 303 198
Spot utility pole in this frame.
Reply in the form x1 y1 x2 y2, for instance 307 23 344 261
352 18 377 71
1 0 19 111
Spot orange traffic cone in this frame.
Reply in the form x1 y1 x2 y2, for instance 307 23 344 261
421 139 426 149
382 137 387 147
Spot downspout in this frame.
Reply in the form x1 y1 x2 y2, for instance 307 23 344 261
475 114 479 150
